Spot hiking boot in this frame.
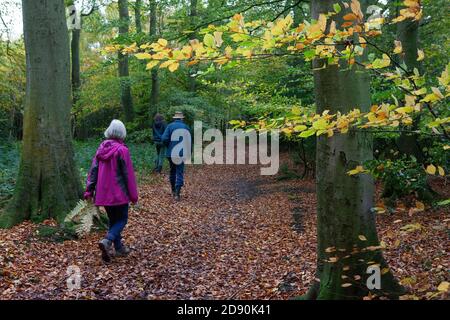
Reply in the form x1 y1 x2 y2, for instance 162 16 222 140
115 244 131 257
98 238 113 263
174 187 181 201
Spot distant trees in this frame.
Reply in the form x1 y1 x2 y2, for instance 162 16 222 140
118 0 134 121
149 0 159 111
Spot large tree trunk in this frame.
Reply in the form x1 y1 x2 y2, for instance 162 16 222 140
188 0 198 92
305 0 403 299
149 0 159 111
0 0 82 228
118 0 134 121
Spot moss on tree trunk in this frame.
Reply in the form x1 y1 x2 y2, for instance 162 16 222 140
0 0 82 228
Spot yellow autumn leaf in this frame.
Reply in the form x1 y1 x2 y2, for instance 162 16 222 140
437 281 449 292
168 62 179 72
394 40 402 54
325 246 336 253
157 38 168 47
431 87 444 99
213 31 223 47
159 60 173 69
415 201 425 211
400 223 422 232
358 235 367 241
438 166 445 176
426 164 436 175
347 165 368 176
417 49 425 61
145 60 159 70
318 14 327 32
135 52 152 60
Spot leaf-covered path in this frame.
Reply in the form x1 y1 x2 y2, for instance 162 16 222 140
0 163 318 299
0 161 448 299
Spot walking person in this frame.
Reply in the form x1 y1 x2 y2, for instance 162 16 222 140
161 111 191 201
152 113 167 173
84 119 138 263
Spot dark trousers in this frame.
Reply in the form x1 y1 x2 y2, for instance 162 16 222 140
168 157 185 189
105 204 129 250
155 144 165 171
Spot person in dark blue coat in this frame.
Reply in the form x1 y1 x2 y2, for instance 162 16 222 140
152 113 167 173
161 111 191 201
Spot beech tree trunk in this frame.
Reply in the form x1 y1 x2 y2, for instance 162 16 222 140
118 0 134 121
149 0 159 111
304 0 403 299
0 0 82 228
396 7 423 161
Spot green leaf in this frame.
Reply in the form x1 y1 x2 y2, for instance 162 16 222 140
312 118 327 130
436 198 450 206
203 33 215 47
294 125 307 132
304 49 315 60
333 3 341 13
299 129 316 138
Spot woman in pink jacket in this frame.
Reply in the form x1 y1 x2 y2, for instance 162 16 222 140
84 119 138 263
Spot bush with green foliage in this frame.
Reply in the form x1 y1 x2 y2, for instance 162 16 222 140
365 156 434 203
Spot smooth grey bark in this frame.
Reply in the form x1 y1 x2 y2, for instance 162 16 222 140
118 0 134 121
0 0 82 228
149 0 159 111
306 0 403 299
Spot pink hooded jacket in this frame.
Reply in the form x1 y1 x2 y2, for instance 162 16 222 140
84 139 138 206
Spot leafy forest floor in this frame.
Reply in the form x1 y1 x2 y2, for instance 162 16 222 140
0 153 448 300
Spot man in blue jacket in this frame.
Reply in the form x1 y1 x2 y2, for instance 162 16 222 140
161 111 191 201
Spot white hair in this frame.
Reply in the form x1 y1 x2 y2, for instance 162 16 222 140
104 119 127 140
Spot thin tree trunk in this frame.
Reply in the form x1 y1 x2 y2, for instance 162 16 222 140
397 16 419 72
135 0 142 33
0 0 82 228
71 27 81 104
305 0 403 299
396 7 423 161
118 0 134 122
149 0 159 111
188 0 198 92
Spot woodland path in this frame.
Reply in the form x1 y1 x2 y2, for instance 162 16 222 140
0 161 447 299
0 163 318 299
